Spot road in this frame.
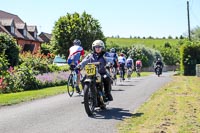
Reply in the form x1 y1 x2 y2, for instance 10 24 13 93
0 72 174 133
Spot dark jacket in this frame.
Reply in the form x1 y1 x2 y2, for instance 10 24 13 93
155 61 163 68
79 51 112 74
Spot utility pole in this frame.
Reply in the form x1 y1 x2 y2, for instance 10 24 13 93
187 0 191 41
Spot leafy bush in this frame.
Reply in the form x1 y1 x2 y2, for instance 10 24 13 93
48 64 69 72
180 41 200 75
0 54 9 93
19 52 51 74
158 42 180 66
40 43 53 55
0 33 19 66
126 45 162 67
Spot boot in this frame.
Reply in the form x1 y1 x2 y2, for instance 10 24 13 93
106 93 113 101
76 85 80 94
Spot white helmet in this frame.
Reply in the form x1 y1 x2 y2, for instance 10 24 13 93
92 40 105 51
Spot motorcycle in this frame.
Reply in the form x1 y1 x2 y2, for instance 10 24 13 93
155 65 162 77
83 62 110 116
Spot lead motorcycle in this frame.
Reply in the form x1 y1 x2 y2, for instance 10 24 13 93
155 65 162 77
82 62 110 116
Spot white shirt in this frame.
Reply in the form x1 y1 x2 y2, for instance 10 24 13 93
118 56 126 63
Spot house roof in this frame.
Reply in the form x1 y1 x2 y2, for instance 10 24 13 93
40 32 52 40
0 10 24 23
0 19 15 26
15 23 27 29
27 26 38 32
0 10 43 42
36 36 43 42
0 24 11 34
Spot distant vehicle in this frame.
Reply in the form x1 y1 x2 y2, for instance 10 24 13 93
53 55 67 66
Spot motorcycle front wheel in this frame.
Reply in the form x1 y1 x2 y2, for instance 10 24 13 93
84 83 97 117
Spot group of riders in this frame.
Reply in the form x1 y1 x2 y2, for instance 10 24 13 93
67 39 163 102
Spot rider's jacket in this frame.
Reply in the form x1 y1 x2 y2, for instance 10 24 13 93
79 51 113 74
104 52 118 62
125 58 133 68
155 61 163 68
67 45 84 65
118 56 126 64
136 60 142 67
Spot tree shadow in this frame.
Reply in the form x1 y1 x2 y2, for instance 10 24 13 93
91 107 143 120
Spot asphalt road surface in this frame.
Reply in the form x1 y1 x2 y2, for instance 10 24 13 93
0 72 174 133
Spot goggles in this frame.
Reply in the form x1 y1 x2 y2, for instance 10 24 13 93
94 46 102 49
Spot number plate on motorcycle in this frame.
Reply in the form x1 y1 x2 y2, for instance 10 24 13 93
85 64 96 76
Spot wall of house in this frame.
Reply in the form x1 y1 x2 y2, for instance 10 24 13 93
17 39 41 53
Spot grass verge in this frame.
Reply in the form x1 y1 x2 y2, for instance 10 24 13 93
118 76 200 133
0 86 67 106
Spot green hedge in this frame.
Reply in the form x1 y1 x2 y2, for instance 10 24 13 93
180 41 200 75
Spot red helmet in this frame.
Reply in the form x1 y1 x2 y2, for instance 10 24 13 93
120 53 124 56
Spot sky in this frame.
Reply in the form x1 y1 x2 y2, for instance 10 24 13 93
1 0 200 38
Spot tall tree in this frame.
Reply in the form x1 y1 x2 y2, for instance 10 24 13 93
191 26 200 41
51 11 105 57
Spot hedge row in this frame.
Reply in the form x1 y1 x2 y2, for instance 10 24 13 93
180 41 200 75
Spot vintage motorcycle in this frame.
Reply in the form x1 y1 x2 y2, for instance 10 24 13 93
83 62 110 116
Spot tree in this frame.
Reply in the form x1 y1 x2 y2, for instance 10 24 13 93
191 26 200 41
168 35 173 39
179 35 184 39
51 11 105 57
0 33 19 66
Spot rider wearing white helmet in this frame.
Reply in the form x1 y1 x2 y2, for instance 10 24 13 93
77 40 113 101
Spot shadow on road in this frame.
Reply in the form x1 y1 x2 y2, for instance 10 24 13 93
111 89 124 91
93 107 136 120
117 84 135 86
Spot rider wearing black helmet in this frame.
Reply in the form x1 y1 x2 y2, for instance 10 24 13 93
154 58 164 74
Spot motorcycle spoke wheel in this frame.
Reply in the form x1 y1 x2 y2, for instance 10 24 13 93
84 83 96 116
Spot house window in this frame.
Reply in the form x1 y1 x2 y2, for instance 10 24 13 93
11 26 15 34
23 29 27 37
23 44 35 53
34 31 37 38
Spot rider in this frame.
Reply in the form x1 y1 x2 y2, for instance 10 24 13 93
154 58 164 74
104 48 118 76
76 40 113 101
118 53 126 80
67 39 84 93
135 59 142 73
125 56 134 76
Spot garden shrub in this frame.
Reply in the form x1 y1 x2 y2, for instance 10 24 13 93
0 33 19 66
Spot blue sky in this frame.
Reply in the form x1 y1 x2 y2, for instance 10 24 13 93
1 0 200 38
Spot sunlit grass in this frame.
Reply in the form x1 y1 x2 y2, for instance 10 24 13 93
106 38 179 48
118 76 200 133
0 86 67 106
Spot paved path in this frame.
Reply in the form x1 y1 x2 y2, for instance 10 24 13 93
0 72 174 133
